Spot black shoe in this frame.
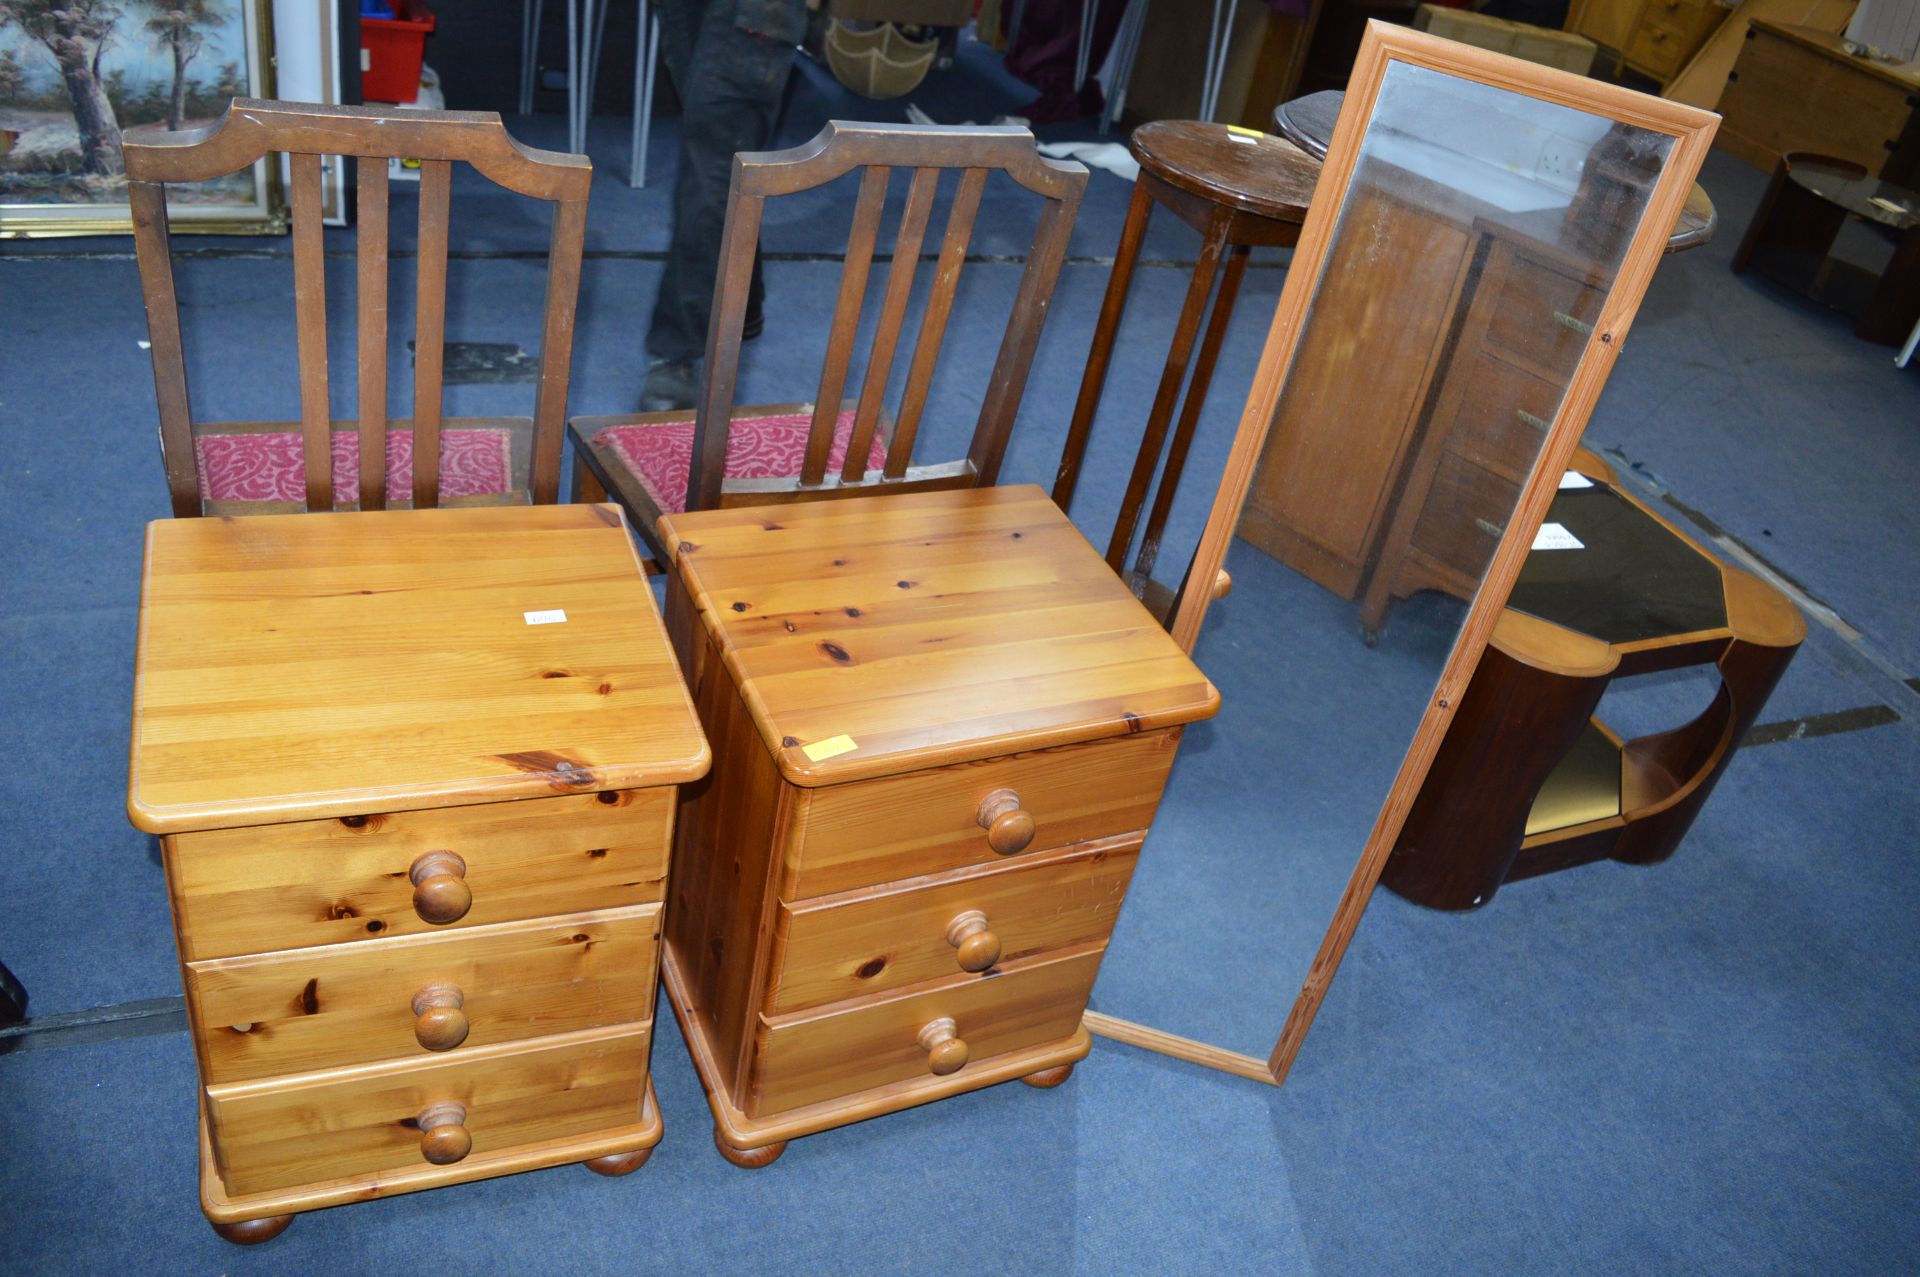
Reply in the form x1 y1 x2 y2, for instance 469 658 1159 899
639 358 698 413
742 307 764 342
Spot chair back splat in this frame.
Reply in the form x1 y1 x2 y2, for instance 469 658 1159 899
126 98 590 516
569 120 1086 560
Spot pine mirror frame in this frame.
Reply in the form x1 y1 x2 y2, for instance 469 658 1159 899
1084 22 1721 1087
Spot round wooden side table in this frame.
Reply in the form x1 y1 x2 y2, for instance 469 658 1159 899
1051 120 1321 614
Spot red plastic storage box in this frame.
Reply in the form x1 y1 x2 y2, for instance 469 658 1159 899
361 0 436 104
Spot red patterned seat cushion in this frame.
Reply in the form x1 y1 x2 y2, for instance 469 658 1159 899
597 410 889 515
194 428 514 504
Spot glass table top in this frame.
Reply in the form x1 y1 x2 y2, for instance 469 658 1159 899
1506 482 1727 645
1785 156 1920 233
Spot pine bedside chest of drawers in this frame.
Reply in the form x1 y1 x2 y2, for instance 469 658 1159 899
127 504 708 1243
655 485 1219 1166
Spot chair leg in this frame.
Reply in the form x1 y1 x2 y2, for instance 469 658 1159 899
573 455 609 504
631 3 659 188
520 0 543 116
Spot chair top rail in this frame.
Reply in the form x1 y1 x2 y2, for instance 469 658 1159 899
123 99 590 201
734 120 1085 201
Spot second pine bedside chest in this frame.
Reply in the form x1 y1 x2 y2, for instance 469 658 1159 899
656 484 1219 1166
127 504 708 1242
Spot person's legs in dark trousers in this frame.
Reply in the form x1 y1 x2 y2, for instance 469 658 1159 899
642 0 804 410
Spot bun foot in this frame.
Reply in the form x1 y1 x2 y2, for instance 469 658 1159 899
1020 1063 1075 1089
584 1147 654 1176
714 1125 786 1169
211 1214 293 1245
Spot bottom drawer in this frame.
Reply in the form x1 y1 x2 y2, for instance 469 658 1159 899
769 838 1139 1012
749 945 1102 1116
207 1024 651 1196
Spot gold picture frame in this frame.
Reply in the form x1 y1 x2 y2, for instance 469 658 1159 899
0 0 284 237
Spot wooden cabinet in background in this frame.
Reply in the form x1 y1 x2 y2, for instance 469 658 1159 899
1623 0 1728 82
1568 0 1646 54
1570 0 1730 85
1716 20 1920 183
654 485 1218 1167
127 505 709 1243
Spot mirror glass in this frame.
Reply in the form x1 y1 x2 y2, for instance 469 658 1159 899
1091 62 1675 1060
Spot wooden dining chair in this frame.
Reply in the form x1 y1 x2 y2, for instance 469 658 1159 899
568 120 1086 562
126 99 590 517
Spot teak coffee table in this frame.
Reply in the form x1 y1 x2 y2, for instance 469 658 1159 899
654 485 1218 1166
127 504 708 1242
1383 450 1804 909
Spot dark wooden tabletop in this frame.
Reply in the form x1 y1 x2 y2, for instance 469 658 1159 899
1128 120 1321 223
1783 154 1919 232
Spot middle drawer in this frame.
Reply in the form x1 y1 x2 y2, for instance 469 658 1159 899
187 906 660 1085
766 836 1140 1013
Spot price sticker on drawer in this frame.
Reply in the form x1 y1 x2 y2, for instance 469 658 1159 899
801 734 858 762
523 609 568 625
1532 523 1584 551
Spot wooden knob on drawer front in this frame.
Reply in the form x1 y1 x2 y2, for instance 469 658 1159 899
411 984 468 1051
417 1102 471 1165
917 1017 969 1075
410 852 471 924
976 789 1035 855
945 910 1001 972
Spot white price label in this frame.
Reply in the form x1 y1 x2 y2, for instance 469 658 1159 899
1532 523 1584 551
523 609 568 625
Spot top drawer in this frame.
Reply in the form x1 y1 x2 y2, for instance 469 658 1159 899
782 728 1180 899
167 789 673 960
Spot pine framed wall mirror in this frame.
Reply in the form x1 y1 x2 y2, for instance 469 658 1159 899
1082 24 1719 1086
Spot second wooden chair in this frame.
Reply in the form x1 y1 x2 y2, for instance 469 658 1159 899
569 120 1086 562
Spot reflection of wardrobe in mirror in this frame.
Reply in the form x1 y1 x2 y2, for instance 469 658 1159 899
1237 159 1621 638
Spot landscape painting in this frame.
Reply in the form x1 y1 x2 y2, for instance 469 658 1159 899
0 0 281 235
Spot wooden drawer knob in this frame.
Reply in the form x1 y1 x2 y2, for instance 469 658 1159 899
417 1101 471 1165
976 789 1035 855
917 1017 969 1076
411 984 469 1051
945 910 1001 973
410 852 471 925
